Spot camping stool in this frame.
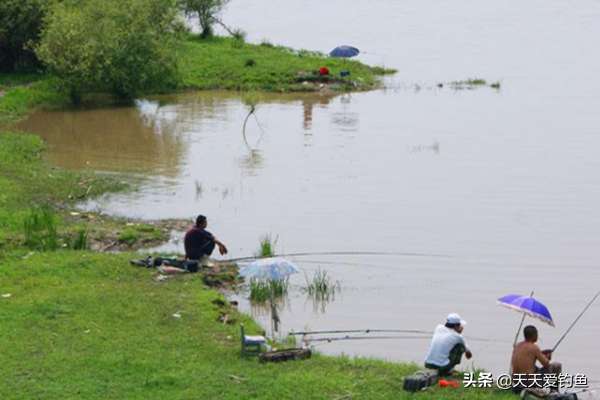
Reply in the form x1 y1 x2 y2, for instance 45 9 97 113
240 324 266 357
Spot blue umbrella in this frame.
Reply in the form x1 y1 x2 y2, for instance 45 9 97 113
498 294 554 327
329 45 360 58
239 257 299 281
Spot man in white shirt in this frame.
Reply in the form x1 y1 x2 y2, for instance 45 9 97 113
424 313 473 376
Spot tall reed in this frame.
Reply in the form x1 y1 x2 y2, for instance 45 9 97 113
23 206 58 251
257 234 278 257
304 269 340 301
250 278 288 303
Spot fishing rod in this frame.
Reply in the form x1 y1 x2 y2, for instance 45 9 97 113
552 289 600 352
290 329 509 344
290 329 431 336
302 334 505 344
224 250 454 263
304 335 431 343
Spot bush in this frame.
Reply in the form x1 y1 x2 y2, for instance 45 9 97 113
0 0 49 72
36 0 180 102
179 0 229 38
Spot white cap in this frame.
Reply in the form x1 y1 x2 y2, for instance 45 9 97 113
446 313 467 326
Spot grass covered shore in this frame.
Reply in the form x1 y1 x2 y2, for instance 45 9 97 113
0 136 515 399
0 36 393 124
179 36 393 92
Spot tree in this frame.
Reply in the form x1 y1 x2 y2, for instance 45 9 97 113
179 0 229 38
36 0 180 102
0 0 49 72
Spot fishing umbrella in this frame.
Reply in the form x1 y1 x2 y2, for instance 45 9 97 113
329 45 360 58
239 257 299 281
498 293 554 327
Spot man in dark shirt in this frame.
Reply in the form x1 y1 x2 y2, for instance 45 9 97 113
184 215 228 260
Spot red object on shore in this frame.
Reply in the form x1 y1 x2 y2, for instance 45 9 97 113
319 67 330 76
438 379 460 388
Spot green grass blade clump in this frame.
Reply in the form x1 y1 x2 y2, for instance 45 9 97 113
304 268 340 301
68 229 89 250
250 278 288 303
22 205 59 251
257 234 277 257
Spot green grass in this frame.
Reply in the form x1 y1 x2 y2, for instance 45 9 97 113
249 278 289 303
304 268 340 301
179 36 395 92
0 132 126 252
0 77 68 124
0 251 514 400
0 36 395 125
22 205 59 251
257 234 277 257
118 224 166 247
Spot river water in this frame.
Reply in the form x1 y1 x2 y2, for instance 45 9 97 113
18 0 600 380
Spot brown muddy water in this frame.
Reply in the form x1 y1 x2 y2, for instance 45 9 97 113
18 0 600 381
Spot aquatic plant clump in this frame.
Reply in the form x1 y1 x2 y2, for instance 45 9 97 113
447 78 501 90
257 234 278 257
303 268 341 301
249 278 289 303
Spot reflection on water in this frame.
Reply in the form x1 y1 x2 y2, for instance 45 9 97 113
19 91 339 178
239 149 264 176
249 297 288 340
17 102 186 175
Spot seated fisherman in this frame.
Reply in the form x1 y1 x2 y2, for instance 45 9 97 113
184 214 228 260
424 313 473 376
511 325 562 395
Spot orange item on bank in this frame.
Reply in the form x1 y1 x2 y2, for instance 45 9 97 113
438 379 460 388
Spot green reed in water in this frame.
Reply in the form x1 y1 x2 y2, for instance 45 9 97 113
250 278 289 303
257 234 278 257
304 269 341 301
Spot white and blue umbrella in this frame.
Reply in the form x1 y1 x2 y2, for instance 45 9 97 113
239 257 299 281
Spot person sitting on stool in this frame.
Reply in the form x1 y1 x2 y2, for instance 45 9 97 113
424 313 473 376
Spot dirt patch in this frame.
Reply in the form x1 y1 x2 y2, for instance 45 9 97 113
63 210 190 251
202 261 242 289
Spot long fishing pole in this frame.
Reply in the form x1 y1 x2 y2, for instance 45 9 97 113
290 329 431 336
291 329 508 344
224 250 454 263
552 289 600 352
305 335 431 343
302 334 505 344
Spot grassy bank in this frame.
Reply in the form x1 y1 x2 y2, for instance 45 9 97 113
0 133 514 399
0 250 515 400
179 36 393 92
0 132 181 254
0 36 393 124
